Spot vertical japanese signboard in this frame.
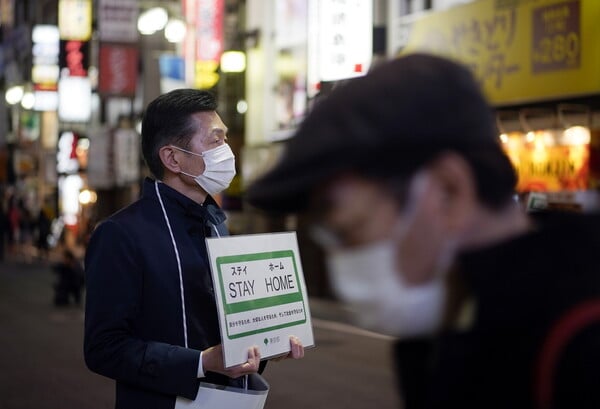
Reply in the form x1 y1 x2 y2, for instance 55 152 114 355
97 0 139 97
98 45 138 96
206 232 315 368
97 0 138 43
58 0 92 122
32 25 60 111
58 0 92 41
395 0 600 106
193 0 224 89
309 0 373 83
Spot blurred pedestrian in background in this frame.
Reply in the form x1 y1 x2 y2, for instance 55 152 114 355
84 89 303 409
247 53 600 409
6 194 20 256
0 193 6 261
16 198 35 262
52 249 84 307
36 207 52 260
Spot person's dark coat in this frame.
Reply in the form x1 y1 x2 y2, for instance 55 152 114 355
395 212 600 409
84 178 241 409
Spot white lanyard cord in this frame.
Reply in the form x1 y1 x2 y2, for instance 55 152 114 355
155 181 189 348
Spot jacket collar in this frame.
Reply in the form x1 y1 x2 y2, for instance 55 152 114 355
142 177 227 227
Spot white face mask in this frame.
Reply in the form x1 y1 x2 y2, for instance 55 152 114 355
326 240 446 338
174 143 236 195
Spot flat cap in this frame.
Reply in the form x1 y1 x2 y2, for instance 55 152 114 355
246 53 501 213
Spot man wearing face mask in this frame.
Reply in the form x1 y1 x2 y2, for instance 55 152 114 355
246 54 600 409
84 89 303 409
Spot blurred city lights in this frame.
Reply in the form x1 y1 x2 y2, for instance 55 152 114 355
79 189 97 205
5 85 24 105
221 51 246 73
137 7 168 35
21 92 35 110
563 126 591 145
165 18 186 43
236 99 248 114
525 132 535 143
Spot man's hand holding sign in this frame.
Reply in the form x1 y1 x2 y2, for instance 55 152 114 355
201 336 305 379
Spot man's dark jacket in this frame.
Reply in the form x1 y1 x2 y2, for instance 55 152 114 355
84 178 248 409
395 212 600 409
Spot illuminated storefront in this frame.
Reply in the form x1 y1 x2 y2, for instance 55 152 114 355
390 0 600 208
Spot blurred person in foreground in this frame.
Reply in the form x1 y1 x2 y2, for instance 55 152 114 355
84 89 303 409
246 54 600 409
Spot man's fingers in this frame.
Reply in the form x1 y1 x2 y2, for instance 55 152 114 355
246 345 261 367
290 336 304 359
248 345 260 361
270 336 304 362
234 346 261 376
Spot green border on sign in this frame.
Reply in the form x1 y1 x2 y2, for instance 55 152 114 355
216 250 307 339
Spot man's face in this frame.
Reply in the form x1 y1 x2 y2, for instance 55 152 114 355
312 171 453 285
174 111 228 178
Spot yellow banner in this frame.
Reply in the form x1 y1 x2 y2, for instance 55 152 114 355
399 0 600 106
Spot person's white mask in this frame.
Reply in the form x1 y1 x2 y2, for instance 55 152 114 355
174 143 236 195
326 239 446 338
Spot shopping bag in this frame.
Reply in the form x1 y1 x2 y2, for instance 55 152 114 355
175 373 270 409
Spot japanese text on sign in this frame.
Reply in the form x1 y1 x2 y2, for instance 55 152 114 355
216 250 307 339
416 7 521 90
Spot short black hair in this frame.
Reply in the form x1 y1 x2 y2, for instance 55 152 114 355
141 89 217 179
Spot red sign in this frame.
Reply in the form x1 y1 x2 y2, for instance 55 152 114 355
98 45 138 96
59 39 90 77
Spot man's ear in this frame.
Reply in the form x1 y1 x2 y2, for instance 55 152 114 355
158 146 181 174
427 151 478 233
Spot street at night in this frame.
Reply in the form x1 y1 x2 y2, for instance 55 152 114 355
0 258 401 409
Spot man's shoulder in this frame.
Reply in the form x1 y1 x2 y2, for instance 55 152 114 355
105 196 155 224
91 197 157 240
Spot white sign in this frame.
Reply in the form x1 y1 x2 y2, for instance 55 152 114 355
98 0 139 43
87 127 113 189
32 25 60 91
206 232 315 368
114 128 140 186
316 0 373 82
58 76 91 122
33 90 58 112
